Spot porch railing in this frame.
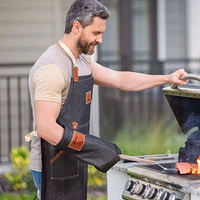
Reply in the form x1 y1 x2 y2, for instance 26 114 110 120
1 59 200 164
0 63 32 164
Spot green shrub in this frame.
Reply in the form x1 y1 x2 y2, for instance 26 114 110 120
0 193 30 200
23 170 38 200
4 146 30 191
88 165 106 187
112 117 188 156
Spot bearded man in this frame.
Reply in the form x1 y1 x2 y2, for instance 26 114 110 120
27 0 187 199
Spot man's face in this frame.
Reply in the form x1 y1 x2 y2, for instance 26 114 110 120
76 17 106 55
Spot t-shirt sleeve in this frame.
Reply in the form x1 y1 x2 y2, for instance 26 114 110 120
90 59 102 78
82 54 101 78
33 64 66 103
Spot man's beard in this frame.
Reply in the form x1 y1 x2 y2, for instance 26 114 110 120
77 34 97 55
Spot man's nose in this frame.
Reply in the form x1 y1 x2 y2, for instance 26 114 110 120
96 35 103 44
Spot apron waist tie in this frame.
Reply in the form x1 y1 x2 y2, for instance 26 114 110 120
25 131 38 142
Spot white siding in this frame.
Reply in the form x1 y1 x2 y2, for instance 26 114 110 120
0 0 80 64
165 0 187 59
0 0 57 63
186 0 200 58
62 0 75 10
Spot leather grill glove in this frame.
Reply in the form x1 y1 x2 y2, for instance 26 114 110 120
55 127 121 173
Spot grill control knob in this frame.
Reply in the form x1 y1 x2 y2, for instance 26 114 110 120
160 191 170 200
169 193 176 200
155 188 163 200
141 184 151 199
125 180 134 192
135 183 146 196
124 180 139 195
148 187 159 199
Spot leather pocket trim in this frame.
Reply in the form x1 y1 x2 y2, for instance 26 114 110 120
50 150 63 164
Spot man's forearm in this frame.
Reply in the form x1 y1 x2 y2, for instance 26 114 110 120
118 69 187 91
118 72 170 91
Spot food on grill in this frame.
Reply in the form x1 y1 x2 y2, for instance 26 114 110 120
175 162 191 174
176 156 200 174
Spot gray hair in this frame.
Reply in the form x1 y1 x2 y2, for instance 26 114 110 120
65 0 110 34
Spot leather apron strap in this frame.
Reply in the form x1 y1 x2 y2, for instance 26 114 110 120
58 40 79 82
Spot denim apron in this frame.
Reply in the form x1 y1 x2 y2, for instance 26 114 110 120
41 41 93 200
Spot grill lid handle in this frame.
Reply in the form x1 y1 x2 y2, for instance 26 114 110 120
171 74 200 89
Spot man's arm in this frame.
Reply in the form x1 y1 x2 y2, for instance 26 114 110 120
92 64 187 91
34 100 64 146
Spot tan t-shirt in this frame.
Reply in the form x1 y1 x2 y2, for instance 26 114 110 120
28 44 100 171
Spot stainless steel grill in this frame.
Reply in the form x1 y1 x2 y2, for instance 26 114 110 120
107 74 200 200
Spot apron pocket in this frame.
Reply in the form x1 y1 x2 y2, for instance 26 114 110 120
50 150 79 180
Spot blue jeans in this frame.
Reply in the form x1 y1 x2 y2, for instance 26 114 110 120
31 170 42 200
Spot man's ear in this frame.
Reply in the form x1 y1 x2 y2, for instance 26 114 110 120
72 20 82 34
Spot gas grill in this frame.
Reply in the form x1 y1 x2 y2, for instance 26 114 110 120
107 74 200 200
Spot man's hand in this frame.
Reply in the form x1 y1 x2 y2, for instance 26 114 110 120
167 69 188 85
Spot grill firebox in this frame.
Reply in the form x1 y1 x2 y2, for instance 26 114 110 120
139 162 200 181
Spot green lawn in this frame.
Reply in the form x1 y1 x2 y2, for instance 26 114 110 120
0 193 107 200
0 194 30 200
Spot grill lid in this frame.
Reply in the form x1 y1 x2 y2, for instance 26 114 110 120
163 74 200 162
163 74 200 135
